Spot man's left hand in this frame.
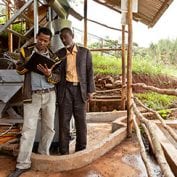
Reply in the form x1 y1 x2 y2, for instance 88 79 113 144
87 93 94 102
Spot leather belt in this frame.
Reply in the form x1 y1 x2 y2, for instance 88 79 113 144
32 87 55 94
66 81 79 86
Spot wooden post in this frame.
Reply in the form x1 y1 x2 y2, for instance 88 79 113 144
7 0 13 52
84 0 87 47
127 0 133 137
121 25 126 110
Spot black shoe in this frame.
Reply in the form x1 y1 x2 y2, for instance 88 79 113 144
8 168 30 177
58 151 69 156
75 147 86 152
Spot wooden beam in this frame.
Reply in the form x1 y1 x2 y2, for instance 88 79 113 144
90 48 122 52
150 0 173 27
90 98 121 102
93 0 121 14
132 114 154 177
132 83 177 96
132 100 175 177
127 0 133 137
121 25 126 110
84 0 87 47
7 0 13 52
95 88 121 93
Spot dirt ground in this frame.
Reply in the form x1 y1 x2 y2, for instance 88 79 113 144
0 135 148 177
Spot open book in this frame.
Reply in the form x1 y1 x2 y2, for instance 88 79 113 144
24 52 60 75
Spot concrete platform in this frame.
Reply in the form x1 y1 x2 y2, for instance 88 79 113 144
31 111 127 172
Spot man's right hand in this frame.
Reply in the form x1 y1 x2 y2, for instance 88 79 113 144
37 63 56 77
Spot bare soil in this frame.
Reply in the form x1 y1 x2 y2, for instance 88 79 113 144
132 73 177 93
0 135 147 177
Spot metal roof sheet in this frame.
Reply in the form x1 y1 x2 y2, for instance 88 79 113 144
93 0 173 27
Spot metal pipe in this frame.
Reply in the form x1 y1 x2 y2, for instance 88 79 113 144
0 0 33 34
48 6 52 22
6 28 24 38
46 0 67 19
33 0 39 43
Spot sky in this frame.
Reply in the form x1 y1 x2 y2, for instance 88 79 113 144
68 0 177 47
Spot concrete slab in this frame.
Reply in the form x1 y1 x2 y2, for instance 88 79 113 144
31 112 127 172
31 126 127 172
86 111 127 123
112 116 127 132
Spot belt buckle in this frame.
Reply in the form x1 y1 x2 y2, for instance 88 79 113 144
42 89 45 93
73 82 78 86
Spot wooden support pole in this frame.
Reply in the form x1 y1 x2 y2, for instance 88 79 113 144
132 114 154 177
127 0 133 137
132 100 175 177
121 25 126 110
84 0 87 47
7 0 13 52
134 97 177 143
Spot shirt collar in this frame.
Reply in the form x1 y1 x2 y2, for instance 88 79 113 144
66 44 77 54
34 47 49 55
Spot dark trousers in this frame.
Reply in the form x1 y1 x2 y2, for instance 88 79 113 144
58 83 87 154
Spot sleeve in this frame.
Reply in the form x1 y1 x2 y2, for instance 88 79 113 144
86 49 95 93
46 64 61 84
16 48 29 75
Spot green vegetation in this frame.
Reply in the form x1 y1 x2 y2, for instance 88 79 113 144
158 109 171 120
135 92 177 110
91 38 177 77
132 55 177 77
92 53 121 75
92 39 177 112
92 53 177 77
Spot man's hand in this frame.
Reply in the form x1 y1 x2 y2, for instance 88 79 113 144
37 63 56 77
87 93 94 102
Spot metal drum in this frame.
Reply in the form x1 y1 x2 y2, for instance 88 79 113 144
49 18 72 52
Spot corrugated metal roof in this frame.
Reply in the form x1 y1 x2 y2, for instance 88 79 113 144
93 0 174 27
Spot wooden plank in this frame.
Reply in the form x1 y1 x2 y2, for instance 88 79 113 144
90 98 121 102
93 95 121 99
0 118 23 124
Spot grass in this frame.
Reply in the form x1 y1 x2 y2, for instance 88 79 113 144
132 55 177 77
92 54 177 77
92 54 121 75
135 92 177 110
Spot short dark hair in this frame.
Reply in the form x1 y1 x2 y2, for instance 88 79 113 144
37 27 52 38
60 27 73 36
